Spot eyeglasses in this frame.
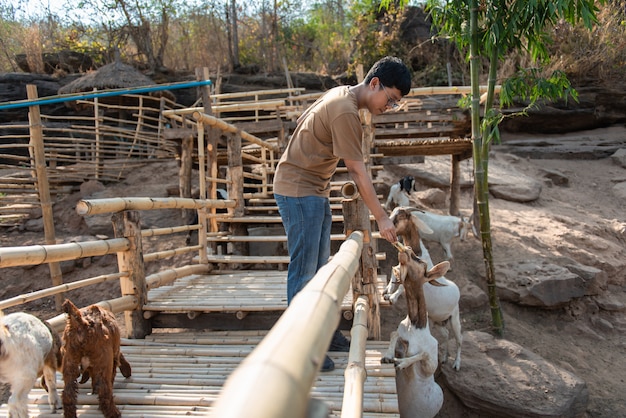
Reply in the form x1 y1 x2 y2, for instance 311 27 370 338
380 83 400 110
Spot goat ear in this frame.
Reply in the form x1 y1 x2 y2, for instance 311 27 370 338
411 215 433 234
428 278 447 287
63 299 88 325
0 323 9 339
426 261 450 280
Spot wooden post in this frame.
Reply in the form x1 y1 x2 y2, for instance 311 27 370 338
180 130 193 221
450 154 461 216
341 182 381 340
228 132 247 256
196 67 219 254
27 84 64 312
112 211 151 339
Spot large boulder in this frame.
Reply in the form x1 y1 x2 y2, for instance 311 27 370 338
495 260 602 308
487 159 543 202
441 331 589 418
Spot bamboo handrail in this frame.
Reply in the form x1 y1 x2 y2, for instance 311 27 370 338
192 112 281 153
145 264 212 291
47 295 139 334
163 100 287 117
209 231 363 418
0 238 130 267
76 197 236 216
341 295 370 418
143 245 201 262
406 85 501 97
0 272 128 310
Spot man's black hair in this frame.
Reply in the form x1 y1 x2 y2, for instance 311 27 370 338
364 56 412 96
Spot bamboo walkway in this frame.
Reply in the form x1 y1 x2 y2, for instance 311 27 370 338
143 270 389 313
2 331 400 417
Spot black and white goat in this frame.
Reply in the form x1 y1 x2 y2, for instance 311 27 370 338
384 176 417 210
0 311 62 418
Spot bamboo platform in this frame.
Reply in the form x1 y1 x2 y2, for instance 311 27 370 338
143 270 390 314
2 331 400 417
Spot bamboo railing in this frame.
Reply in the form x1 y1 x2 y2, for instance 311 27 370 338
0 196 226 326
209 231 364 418
0 90 183 224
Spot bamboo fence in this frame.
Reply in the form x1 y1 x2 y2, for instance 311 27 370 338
0 90 183 224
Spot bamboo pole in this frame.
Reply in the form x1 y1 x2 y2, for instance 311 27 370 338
94 89 101 179
193 112 280 153
27 84 64 311
76 197 236 216
143 245 201 262
341 295 370 418
405 85 500 97
0 272 127 310
209 231 363 418
0 238 130 267
197 122 209 263
145 264 211 290
46 295 138 334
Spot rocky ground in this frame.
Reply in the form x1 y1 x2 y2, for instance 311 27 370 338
1 126 625 417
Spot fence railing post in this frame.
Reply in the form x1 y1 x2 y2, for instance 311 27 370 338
112 210 151 338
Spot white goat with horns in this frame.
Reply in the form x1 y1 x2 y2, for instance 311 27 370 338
382 243 449 418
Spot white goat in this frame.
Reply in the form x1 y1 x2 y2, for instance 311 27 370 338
413 209 473 263
384 239 463 370
384 176 416 210
0 311 61 418
382 247 449 418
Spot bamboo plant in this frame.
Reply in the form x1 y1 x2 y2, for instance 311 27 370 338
383 0 605 336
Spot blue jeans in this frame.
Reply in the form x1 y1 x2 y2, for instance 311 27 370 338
275 194 332 304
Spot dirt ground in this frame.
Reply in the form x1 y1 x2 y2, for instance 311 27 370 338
1 127 625 417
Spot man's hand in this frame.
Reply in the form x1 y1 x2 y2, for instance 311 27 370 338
377 215 397 243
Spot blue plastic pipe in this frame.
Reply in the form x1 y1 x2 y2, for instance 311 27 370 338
0 79 212 111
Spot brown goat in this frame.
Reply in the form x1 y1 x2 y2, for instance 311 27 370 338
61 300 131 418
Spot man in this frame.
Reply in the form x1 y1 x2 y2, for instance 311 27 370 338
273 56 412 371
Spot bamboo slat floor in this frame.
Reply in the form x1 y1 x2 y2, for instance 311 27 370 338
3 331 400 417
143 270 391 314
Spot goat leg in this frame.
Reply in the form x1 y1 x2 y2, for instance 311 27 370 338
94 374 121 418
42 364 61 412
118 352 132 378
7 374 33 418
62 363 80 418
381 331 400 364
394 351 428 370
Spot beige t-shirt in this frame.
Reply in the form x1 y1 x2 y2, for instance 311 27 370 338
273 86 363 197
